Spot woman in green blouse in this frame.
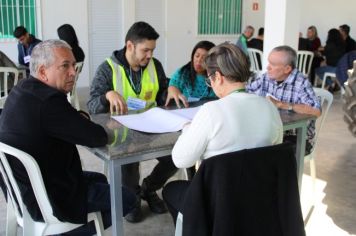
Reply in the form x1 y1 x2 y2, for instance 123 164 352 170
165 41 216 108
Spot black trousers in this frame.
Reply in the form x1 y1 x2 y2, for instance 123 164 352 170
162 180 191 225
283 135 313 156
122 155 178 194
0 170 135 236
62 171 136 236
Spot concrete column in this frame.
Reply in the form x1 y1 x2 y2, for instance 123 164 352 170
262 0 301 70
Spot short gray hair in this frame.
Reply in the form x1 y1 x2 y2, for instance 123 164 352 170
30 39 72 77
204 42 251 83
271 45 297 69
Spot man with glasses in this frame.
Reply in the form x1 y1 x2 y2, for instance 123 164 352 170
13 26 41 74
88 21 176 223
247 45 321 155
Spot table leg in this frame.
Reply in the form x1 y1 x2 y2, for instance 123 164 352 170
109 160 124 236
295 123 307 193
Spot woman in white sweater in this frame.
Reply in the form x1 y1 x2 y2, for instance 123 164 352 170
163 42 283 224
172 43 283 168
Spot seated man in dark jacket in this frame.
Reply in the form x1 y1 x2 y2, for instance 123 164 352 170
0 39 135 235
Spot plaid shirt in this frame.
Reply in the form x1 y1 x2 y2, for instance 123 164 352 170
247 69 321 145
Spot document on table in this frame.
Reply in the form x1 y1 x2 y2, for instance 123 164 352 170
112 106 201 133
266 93 279 101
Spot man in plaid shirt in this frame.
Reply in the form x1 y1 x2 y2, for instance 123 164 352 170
247 45 321 154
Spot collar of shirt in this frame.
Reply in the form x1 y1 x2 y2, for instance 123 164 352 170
268 68 301 87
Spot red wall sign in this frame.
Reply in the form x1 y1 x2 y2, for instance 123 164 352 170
252 2 259 11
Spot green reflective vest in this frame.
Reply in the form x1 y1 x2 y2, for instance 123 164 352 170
106 58 159 102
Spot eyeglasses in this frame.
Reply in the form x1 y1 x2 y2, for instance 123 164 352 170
205 72 215 87
57 62 77 71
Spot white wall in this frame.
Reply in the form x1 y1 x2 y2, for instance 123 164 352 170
299 0 356 44
165 0 237 77
0 0 90 87
242 0 265 31
40 0 89 87
1 0 356 87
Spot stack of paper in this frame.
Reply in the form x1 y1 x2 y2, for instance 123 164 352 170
112 106 201 133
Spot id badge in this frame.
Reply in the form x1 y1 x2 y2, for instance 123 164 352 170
24 55 31 64
127 97 147 110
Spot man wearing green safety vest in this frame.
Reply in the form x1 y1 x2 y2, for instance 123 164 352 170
87 21 177 223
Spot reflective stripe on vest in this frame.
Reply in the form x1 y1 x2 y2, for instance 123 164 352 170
106 58 159 102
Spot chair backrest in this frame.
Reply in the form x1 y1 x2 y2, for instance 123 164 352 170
67 62 83 110
181 143 305 236
310 88 333 153
247 48 263 74
0 67 19 108
0 142 84 235
297 50 314 77
321 72 337 89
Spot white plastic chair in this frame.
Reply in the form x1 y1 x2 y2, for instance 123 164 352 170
297 50 314 78
247 48 263 75
0 142 105 236
175 212 183 236
67 62 83 110
321 72 336 89
0 67 19 108
306 88 333 201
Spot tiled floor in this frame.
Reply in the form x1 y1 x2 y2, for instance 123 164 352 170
1 90 356 235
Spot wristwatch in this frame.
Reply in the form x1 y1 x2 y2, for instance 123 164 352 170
288 104 293 111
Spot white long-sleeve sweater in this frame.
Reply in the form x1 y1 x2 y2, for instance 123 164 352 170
172 92 283 168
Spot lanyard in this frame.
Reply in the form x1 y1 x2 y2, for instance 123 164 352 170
129 67 142 94
230 88 246 94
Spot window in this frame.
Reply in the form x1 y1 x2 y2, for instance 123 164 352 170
198 0 242 35
0 0 37 39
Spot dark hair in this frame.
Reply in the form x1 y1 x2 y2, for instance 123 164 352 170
272 45 297 69
339 24 350 35
57 24 79 46
13 26 27 38
327 28 343 45
180 40 215 86
125 21 159 44
258 27 264 36
205 43 251 83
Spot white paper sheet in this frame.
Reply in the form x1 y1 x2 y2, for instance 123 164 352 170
112 106 201 133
